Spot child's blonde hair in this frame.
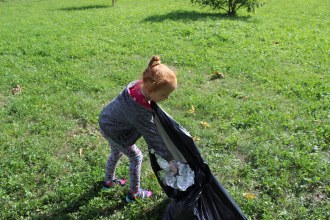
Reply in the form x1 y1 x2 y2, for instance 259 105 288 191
142 56 176 93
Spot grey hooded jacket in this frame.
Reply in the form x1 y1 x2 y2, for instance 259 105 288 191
99 81 172 161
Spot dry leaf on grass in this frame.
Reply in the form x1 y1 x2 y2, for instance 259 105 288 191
12 85 22 95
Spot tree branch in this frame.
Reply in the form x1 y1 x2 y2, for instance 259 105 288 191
236 0 247 11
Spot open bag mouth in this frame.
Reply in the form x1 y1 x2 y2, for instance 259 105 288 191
150 101 248 220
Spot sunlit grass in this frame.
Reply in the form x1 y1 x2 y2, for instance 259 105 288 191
0 0 329 219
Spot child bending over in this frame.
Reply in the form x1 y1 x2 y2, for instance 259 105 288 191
99 55 177 202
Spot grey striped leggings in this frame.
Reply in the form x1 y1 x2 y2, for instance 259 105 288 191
105 138 143 193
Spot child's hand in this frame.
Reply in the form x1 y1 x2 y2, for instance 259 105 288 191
169 160 178 174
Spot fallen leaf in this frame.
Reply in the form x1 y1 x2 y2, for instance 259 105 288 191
186 105 195 114
12 85 22 95
193 136 201 141
211 71 224 80
243 193 256 200
200 121 211 128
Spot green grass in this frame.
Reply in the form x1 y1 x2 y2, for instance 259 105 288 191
0 0 329 219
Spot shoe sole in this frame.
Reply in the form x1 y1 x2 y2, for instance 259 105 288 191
125 192 152 202
102 182 126 190
126 195 134 203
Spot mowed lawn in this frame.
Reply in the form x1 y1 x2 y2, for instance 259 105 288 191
0 0 329 219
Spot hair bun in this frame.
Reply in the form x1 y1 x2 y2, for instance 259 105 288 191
148 55 161 67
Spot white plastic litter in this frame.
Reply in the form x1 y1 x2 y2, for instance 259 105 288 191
155 154 195 191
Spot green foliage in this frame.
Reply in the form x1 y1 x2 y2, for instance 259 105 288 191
191 0 265 15
0 0 329 219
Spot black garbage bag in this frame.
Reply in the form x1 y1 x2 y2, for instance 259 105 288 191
149 102 248 220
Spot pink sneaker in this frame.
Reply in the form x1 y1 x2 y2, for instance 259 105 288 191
126 188 152 202
103 178 127 189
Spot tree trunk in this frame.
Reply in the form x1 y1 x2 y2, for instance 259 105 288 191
228 0 237 16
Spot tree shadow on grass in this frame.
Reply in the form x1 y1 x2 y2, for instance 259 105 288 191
33 181 127 219
59 5 110 11
142 10 251 23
